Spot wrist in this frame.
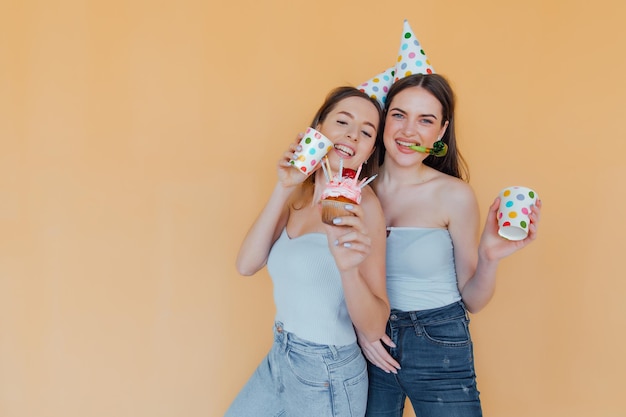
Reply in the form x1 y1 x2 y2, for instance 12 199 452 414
478 239 501 262
275 181 298 194
477 249 500 275
338 267 361 280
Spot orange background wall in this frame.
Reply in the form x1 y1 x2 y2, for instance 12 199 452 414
1 1 625 416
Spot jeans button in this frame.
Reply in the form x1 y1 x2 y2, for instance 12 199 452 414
390 314 398 321
276 326 283 333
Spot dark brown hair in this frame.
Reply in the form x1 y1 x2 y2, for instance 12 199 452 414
374 73 469 181
309 86 383 179
291 86 384 209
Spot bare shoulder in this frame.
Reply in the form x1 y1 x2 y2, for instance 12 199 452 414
419 166 469 194
359 185 386 225
436 177 479 225
428 175 477 222
445 175 474 198
360 185 383 208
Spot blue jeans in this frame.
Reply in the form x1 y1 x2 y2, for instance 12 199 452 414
225 322 368 417
365 301 482 417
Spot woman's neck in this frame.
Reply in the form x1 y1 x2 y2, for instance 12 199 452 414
379 157 433 188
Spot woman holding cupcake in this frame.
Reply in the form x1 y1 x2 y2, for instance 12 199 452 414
227 86 390 417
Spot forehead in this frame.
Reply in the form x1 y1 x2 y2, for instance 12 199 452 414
391 86 443 116
331 96 380 122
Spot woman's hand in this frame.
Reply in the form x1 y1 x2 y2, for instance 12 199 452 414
277 133 310 188
356 330 400 374
323 203 374 272
479 197 542 261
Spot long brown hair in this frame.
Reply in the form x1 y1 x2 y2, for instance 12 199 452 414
291 87 384 209
309 86 383 180
374 73 469 181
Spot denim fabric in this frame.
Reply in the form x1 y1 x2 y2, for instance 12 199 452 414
225 322 368 417
365 301 482 417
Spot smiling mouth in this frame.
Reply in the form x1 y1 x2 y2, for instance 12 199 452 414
334 144 355 157
396 139 419 148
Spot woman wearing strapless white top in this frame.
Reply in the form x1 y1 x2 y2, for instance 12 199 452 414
228 86 390 417
358 73 542 417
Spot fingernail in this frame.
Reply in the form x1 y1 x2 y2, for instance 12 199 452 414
334 239 339 246
333 217 342 225
343 242 352 248
344 204 354 211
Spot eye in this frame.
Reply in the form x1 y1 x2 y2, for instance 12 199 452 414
336 119 348 126
361 130 373 138
420 118 434 125
390 112 404 120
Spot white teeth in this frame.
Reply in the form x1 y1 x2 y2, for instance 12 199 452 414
396 139 418 147
334 144 354 156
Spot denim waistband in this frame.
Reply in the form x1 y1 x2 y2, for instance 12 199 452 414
389 301 468 327
273 322 359 359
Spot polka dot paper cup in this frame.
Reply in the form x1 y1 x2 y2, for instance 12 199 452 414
497 186 538 241
290 128 333 176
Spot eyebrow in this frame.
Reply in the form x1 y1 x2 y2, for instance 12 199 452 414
389 107 439 120
338 110 377 130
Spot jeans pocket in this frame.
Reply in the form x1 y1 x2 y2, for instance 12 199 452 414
343 360 368 417
422 317 471 347
286 348 329 387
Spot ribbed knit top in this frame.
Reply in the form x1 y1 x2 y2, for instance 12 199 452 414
386 227 461 311
266 229 355 346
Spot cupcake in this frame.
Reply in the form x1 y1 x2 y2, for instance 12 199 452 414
320 159 376 225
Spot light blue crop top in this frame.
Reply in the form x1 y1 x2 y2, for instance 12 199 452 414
386 227 461 311
266 229 355 346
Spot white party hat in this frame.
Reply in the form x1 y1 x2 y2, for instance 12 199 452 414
358 20 434 105
394 19 434 81
357 66 395 106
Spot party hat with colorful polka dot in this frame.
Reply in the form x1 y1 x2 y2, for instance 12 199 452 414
357 66 396 106
394 19 434 80
358 20 435 105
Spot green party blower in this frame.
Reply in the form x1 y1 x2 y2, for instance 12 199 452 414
409 141 448 157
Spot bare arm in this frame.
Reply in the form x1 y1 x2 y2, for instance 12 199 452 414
453 192 543 313
235 183 294 276
236 142 307 276
350 190 398 372
325 186 390 343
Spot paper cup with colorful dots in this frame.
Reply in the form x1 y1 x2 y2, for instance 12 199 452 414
290 128 333 176
497 186 538 241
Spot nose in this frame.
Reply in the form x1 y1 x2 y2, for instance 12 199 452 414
346 128 358 141
401 121 416 136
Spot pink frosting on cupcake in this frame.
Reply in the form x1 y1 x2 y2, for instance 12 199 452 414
321 174 362 204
